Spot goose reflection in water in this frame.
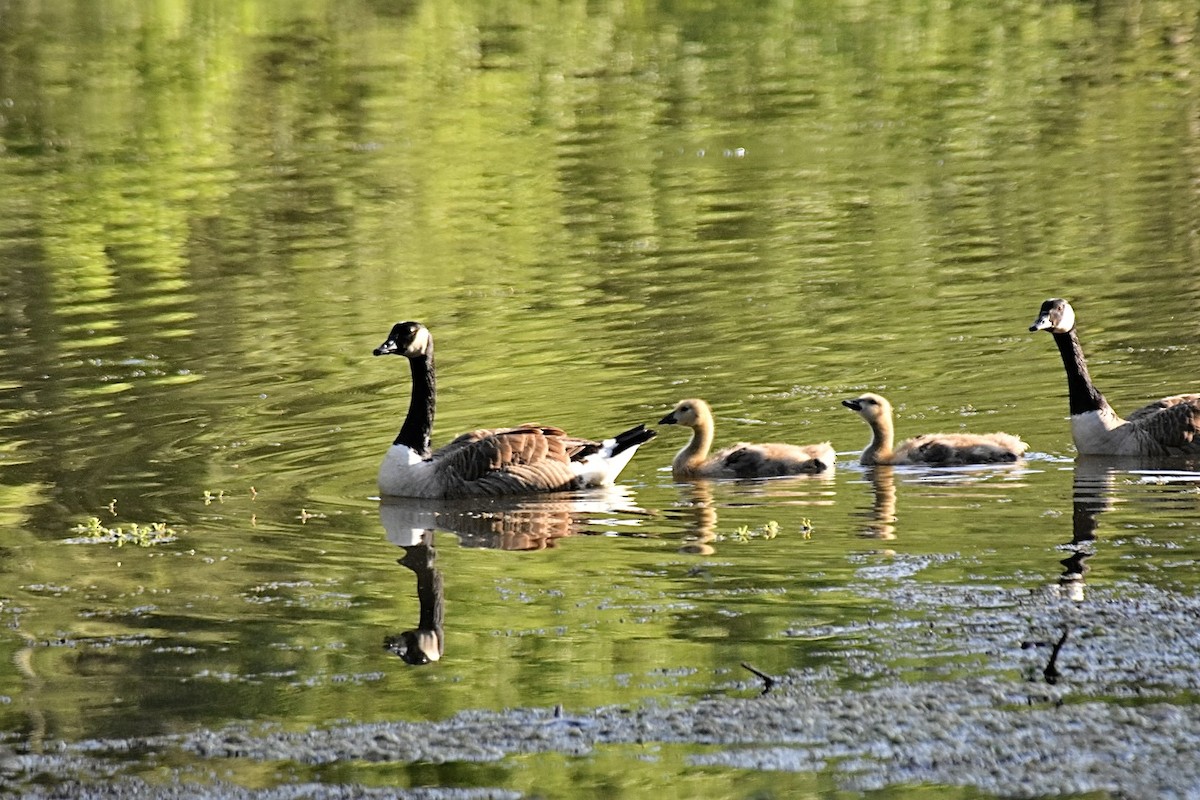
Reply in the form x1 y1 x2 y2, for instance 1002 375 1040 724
1058 455 1200 600
382 528 443 665
1029 456 1200 682
1057 458 1110 600
378 488 647 665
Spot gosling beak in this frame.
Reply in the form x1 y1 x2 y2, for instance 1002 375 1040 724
842 399 863 412
658 412 678 425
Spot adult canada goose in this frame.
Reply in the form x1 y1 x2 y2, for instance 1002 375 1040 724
373 321 656 498
842 393 1027 466
657 398 834 479
1029 298 1200 456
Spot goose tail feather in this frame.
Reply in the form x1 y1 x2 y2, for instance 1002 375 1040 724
604 424 658 458
574 424 657 487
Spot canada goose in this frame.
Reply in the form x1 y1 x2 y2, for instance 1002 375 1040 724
657 398 834 479
841 393 1027 466
1029 298 1200 456
373 321 656 498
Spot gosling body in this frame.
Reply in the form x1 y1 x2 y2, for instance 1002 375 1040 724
842 393 1027 466
658 398 834 479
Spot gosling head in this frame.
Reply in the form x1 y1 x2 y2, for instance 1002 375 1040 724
842 393 892 423
1029 298 1076 335
374 321 433 359
659 399 711 428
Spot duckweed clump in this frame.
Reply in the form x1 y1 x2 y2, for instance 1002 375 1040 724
729 519 802 542
68 517 178 547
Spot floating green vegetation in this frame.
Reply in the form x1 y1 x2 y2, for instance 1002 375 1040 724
727 519 813 542
67 517 178 547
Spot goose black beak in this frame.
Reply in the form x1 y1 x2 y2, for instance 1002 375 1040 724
373 340 399 356
842 399 863 412
658 412 678 425
1029 315 1052 333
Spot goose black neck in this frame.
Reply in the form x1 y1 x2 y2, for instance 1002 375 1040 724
1053 329 1109 416
395 348 435 456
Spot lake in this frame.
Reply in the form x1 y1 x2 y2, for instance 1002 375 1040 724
2 0 1199 797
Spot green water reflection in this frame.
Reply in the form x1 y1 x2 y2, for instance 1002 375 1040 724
1 0 1199 796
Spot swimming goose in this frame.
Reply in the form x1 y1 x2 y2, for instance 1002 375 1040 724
842 393 1027 466
1029 298 1200 456
373 321 656 498
658 398 834 479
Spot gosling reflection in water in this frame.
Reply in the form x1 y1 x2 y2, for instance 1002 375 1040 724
668 475 834 555
856 467 897 540
379 489 646 664
675 482 718 555
851 463 1032 542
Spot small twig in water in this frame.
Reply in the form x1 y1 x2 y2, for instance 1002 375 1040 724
741 661 778 696
1043 627 1070 684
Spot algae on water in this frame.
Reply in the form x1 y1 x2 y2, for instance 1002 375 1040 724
67 517 178 547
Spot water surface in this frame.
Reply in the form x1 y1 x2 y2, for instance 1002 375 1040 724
1 0 1199 796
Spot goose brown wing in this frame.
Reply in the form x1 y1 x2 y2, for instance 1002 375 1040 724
1125 395 1200 451
431 426 585 494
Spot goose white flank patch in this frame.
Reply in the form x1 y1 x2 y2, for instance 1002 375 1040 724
372 321 656 498
842 393 1027 466
1030 297 1200 456
658 398 833 479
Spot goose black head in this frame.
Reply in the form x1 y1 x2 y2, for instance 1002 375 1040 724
374 321 432 358
383 629 442 666
1029 298 1076 335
